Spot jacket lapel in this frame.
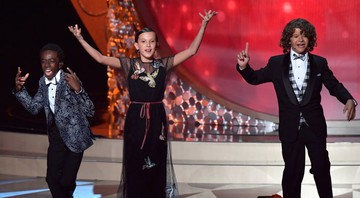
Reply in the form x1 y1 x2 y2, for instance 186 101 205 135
299 53 316 106
282 53 299 105
40 76 53 126
41 76 50 108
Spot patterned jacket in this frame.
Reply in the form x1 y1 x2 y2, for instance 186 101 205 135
13 70 95 153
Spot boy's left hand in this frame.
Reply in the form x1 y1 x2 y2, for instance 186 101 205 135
65 67 82 93
343 99 356 121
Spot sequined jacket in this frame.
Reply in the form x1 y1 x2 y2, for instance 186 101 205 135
13 70 95 153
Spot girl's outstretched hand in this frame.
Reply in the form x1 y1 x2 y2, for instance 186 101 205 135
68 24 84 41
199 10 217 26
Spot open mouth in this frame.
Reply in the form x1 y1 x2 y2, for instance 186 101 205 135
44 69 53 77
297 43 305 48
144 49 152 53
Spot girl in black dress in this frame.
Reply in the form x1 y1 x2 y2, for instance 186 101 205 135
69 9 217 198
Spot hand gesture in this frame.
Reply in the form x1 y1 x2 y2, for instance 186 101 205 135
68 24 83 41
237 42 250 69
343 99 356 121
199 9 217 26
15 67 29 91
64 67 82 93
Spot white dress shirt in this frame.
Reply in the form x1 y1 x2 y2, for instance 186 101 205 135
290 49 308 90
45 70 62 113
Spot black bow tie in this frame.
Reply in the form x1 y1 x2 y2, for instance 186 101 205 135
45 77 58 85
293 54 305 61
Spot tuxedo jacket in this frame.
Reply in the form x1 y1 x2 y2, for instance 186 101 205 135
14 70 95 153
237 53 354 142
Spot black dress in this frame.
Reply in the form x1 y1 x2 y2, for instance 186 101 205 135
117 57 178 198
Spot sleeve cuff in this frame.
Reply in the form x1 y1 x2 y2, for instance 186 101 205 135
237 64 245 70
75 87 83 94
353 99 358 107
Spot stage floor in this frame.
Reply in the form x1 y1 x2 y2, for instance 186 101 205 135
1 98 360 197
1 174 359 198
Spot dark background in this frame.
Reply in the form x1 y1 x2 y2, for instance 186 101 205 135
0 0 108 133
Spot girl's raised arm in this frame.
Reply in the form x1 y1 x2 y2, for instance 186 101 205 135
68 24 121 68
172 10 217 67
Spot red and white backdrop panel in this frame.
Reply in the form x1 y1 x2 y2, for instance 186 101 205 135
139 0 359 121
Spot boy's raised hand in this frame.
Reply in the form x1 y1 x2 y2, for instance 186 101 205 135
15 67 29 91
65 67 82 93
237 42 250 69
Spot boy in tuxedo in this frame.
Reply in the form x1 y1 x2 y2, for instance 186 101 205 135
236 18 357 198
14 43 95 198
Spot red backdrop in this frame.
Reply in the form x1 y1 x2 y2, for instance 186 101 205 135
140 0 359 120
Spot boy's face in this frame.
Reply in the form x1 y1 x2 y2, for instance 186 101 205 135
40 50 62 80
290 28 309 54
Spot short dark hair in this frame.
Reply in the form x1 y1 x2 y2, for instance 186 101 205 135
135 27 158 42
279 18 317 53
40 43 65 62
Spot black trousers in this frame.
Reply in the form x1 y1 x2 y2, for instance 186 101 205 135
281 124 333 198
46 123 84 198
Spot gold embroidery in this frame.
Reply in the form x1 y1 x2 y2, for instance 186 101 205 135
131 62 145 80
139 69 159 88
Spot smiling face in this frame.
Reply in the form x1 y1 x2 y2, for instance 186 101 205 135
290 28 309 54
40 50 62 80
134 31 158 62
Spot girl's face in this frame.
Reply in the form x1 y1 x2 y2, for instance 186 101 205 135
290 28 309 54
40 50 62 80
134 32 158 62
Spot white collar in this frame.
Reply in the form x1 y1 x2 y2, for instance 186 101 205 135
291 49 308 60
45 70 62 85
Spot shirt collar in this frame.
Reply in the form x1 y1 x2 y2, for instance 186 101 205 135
45 70 62 85
291 49 308 61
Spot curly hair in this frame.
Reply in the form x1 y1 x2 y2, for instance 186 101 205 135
40 43 65 62
279 18 317 53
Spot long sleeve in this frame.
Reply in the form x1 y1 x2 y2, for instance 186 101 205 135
237 63 273 85
321 59 354 104
73 87 95 118
13 83 45 115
